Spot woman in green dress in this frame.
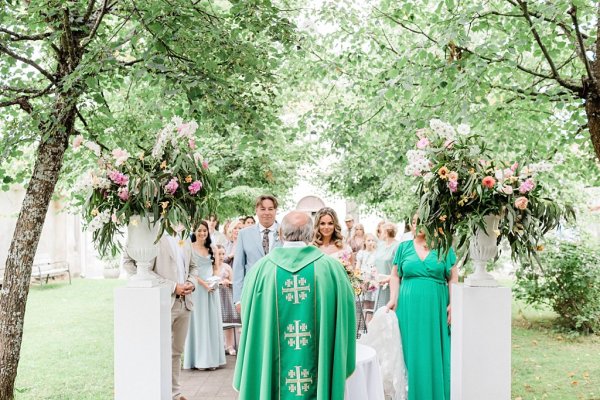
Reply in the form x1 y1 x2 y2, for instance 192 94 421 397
387 215 458 400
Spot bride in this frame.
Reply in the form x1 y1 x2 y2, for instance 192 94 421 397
312 207 353 263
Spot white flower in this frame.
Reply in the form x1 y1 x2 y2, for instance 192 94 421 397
84 141 102 157
423 172 435 182
87 209 111 232
457 124 470 135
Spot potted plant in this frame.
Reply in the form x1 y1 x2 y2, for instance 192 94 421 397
73 117 217 282
404 119 573 285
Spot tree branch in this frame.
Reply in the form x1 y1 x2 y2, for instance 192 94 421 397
357 105 385 127
568 4 596 89
82 0 97 23
0 84 55 113
0 28 52 41
455 44 583 94
0 43 56 83
373 7 438 45
81 0 109 48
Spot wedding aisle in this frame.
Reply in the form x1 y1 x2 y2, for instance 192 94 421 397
180 355 239 399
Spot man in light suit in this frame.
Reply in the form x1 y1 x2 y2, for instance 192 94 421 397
233 194 281 312
123 234 197 400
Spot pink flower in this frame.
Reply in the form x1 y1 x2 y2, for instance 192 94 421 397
448 180 458 193
515 196 529 210
416 138 430 149
165 178 179 195
448 171 458 182
72 135 84 150
107 170 129 186
111 213 118 223
117 187 129 201
188 180 202 195
201 160 209 170
510 162 519 172
519 178 535 194
482 176 496 189
189 139 196 150
501 185 514 195
112 148 130 166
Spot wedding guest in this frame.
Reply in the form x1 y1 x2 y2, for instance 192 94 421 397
373 222 399 306
348 223 366 256
233 194 281 312
207 214 227 246
387 214 458 400
233 211 356 399
123 234 196 400
375 220 386 242
224 220 243 265
356 233 378 315
343 214 355 243
214 244 237 356
183 221 226 370
400 221 414 242
242 216 256 227
313 207 353 263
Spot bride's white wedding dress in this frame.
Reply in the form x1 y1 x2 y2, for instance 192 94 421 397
358 307 407 400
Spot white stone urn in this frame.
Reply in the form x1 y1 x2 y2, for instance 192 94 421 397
464 214 501 287
126 215 161 288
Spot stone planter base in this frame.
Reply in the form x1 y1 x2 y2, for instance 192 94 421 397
103 268 121 279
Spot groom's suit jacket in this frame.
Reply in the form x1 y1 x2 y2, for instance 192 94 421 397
123 236 198 310
232 223 282 303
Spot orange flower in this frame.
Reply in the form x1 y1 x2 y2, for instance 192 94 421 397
514 196 529 210
185 175 192 183
482 176 496 189
438 166 450 180
160 160 167 169
438 227 445 235
439 215 447 222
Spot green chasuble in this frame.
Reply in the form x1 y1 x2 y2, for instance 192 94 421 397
233 245 356 400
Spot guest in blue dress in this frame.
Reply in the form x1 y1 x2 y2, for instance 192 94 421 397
183 221 226 370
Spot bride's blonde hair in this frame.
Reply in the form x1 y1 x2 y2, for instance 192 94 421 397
312 207 344 249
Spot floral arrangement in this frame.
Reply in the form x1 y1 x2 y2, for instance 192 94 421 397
362 266 381 293
405 119 572 261
73 117 217 256
338 251 364 295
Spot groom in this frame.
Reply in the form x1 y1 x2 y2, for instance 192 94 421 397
233 194 282 312
233 211 356 399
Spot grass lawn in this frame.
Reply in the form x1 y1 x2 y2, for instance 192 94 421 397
11 278 600 399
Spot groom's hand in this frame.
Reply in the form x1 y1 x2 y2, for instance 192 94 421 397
235 302 241 314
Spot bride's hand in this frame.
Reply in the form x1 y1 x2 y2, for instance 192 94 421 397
447 304 452 325
386 300 397 312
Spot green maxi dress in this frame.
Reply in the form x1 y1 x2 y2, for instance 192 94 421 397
393 240 456 400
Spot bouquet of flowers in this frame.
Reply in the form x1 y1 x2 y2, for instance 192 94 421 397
362 267 380 294
405 119 572 262
338 251 364 295
73 117 217 256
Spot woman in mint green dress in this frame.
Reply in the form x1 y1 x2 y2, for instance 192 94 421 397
183 221 226 370
387 215 458 400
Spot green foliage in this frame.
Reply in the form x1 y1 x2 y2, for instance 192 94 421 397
1 0 308 219
515 238 600 334
288 0 600 218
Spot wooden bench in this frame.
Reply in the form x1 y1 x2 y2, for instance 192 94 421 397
31 261 71 285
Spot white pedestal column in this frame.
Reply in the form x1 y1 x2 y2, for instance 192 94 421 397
114 286 172 400
451 284 511 400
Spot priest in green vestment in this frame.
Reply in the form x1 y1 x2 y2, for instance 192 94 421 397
233 211 356 400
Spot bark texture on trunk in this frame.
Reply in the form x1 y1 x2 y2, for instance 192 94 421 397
586 95 600 161
0 101 75 399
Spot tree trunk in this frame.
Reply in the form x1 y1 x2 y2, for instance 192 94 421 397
0 97 76 399
587 94 600 161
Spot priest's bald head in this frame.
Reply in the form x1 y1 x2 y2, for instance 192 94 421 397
280 211 313 243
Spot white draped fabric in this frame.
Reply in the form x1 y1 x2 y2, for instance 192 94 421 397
345 343 386 400
358 307 407 400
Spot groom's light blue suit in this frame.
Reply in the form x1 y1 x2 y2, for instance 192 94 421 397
233 223 282 303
